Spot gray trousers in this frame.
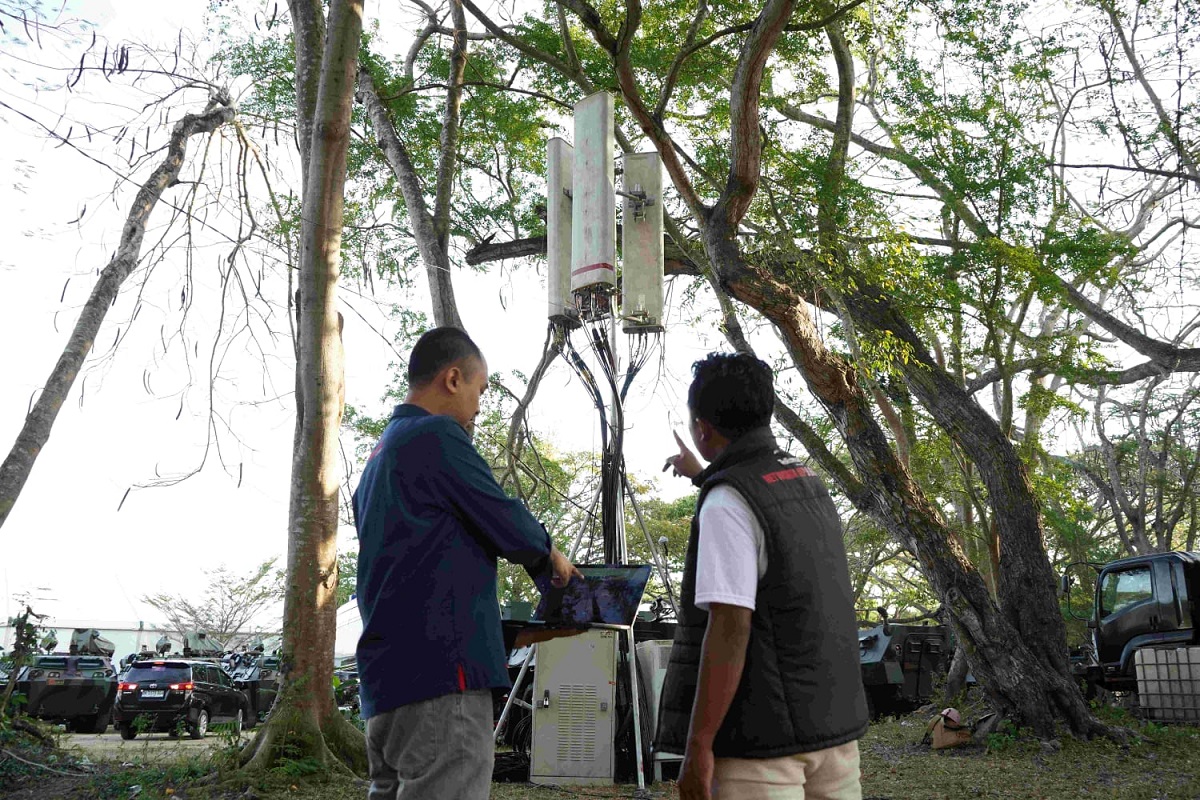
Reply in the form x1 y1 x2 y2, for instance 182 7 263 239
366 690 494 800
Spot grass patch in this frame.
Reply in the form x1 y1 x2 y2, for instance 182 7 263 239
860 711 1200 800
4 710 1198 799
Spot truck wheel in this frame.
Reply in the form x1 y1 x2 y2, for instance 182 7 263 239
243 706 256 731
92 711 111 734
188 709 209 740
231 709 243 736
118 724 137 741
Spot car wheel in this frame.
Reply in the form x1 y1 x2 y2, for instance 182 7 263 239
118 724 137 741
188 709 209 740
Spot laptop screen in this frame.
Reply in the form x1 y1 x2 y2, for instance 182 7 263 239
533 564 653 626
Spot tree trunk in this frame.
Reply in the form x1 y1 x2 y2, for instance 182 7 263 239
240 0 367 774
835 283 1084 681
0 99 235 531
944 642 970 703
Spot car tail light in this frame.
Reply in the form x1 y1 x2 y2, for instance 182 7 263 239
119 682 138 691
169 682 194 691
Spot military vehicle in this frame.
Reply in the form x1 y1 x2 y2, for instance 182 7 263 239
1062 551 1200 694
11 628 118 732
858 608 949 718
182 631 222 658
333 659 359 712
226 650 276 724
249 653 282 721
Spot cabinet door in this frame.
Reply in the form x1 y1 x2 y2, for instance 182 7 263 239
531 629 617 784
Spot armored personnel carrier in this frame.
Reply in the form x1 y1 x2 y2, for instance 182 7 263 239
858 609 949 718
12 628 118 732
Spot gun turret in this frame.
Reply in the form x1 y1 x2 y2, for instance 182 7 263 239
69 628 115 657
182 631 222 658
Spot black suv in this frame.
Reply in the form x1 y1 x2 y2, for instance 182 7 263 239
113 660 251 739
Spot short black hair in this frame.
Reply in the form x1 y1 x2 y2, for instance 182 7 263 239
687 352 774 438
407 327 484 387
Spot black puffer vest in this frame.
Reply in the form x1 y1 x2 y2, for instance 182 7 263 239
654 428 868 758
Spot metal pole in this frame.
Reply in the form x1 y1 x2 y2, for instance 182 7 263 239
493 646 534 742
570 480 602 561
628 626 646 790
624 473 679 617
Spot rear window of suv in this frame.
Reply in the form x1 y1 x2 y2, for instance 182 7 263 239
125 664 191 683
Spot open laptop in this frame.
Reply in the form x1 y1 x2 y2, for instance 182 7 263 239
510 564 653 631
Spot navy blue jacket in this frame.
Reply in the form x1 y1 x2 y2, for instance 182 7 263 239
352 404 552 719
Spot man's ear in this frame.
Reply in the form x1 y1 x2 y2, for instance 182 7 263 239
695 418 715 443
442 366 463 394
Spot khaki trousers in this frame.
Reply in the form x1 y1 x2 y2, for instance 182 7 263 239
712 740 862 800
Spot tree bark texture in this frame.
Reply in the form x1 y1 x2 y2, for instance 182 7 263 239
241 0 367 775
0 100 236 531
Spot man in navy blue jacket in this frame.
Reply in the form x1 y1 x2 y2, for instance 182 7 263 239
354 327 579 800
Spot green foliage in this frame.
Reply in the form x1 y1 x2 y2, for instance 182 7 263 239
335 551 357 607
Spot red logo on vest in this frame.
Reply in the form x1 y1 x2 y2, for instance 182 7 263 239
761 466 814 484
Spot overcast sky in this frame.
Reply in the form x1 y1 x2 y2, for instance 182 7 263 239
0 0 732 635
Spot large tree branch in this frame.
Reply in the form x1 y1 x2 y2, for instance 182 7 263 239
654 0 709 120
712 0 797 229
464 230 702 275
286 0 326 170
461 0 580 81
815 12 854 242
673 0 869 63
0 99 236 530
357 65 463 327
433 0 469 248
1101 0 1198 182
1056 280 1200 374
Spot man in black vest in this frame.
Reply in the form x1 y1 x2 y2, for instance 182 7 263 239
658 353 868 799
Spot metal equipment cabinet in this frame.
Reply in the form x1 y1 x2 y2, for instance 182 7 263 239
531 629 618 786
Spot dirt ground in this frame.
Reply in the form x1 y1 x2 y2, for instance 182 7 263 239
60 731 252 761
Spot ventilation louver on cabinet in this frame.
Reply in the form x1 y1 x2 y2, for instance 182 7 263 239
556 684 598 762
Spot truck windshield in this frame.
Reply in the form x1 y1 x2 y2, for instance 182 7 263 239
1100 566 1152 618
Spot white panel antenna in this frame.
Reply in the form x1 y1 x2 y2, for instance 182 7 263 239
570 92 616 317
619 152 664 333
546 137 578 326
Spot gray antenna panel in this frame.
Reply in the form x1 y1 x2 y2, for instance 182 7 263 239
570 92 616 293
547 137 578 325
620 152 664 332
